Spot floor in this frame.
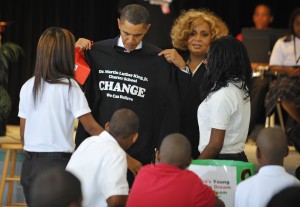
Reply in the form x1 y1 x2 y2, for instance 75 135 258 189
1 124 299 176
1 123 299 177
0 124 299 206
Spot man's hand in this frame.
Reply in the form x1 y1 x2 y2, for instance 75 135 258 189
75 38 93 51
126 154 142 177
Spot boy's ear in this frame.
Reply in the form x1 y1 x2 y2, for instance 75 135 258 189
284 146 289 157
256 147 261 159
104 122 110 131
186 157 192 167
155 150 160 161
132 132 138 143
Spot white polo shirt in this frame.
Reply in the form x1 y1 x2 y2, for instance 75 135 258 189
269 36 300 66
18 78 91 152
66 131 129 207
197 82 250 154
235 165 300 207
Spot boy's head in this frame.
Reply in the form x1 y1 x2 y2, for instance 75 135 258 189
105 108 139 150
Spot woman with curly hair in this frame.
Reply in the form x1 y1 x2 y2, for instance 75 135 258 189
198 36 252 161
158 9 228 159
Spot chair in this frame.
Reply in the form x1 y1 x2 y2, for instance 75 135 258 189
265 99 286 132
0 143 26 206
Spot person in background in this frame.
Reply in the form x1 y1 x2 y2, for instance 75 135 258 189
267 186 300 207
74 4 181 187
67 108 139 207
237 3 274 136
31 168 82 207
126 133 225 207
197 36 252 161
18 27 103 205
234 127 300 207
158 9 228 159
237 3 273 41
265 7 300 125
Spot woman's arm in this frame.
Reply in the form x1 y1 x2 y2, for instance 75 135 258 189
198 128 225 159
20 118 26 147
78 113 104 136
269 65 297 76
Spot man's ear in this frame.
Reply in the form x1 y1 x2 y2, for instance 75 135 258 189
145 24 151 34
117 18 121 29
105 122 110 131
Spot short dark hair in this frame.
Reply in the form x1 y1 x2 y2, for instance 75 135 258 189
31 168 82 207
120 4 150 25
254 3 273 16
109 108 139 139
159 133 192 169
267 186 300 207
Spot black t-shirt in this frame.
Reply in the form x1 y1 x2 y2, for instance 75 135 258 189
75 37 180 164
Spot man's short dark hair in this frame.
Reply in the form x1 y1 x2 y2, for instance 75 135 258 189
120 4 150 25
31 168 82 207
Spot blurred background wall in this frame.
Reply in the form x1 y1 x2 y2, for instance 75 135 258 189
0 0 299 124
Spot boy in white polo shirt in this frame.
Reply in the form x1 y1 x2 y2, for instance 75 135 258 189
66 108 139 207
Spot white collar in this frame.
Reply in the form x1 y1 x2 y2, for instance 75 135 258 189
117 36 143 53
186 59 205 76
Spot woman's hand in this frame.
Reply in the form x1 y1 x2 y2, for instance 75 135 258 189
158 49 186 70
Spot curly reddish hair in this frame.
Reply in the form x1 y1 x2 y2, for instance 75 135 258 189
171 9 229 50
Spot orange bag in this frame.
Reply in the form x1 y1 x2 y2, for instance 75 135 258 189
74 47 90 85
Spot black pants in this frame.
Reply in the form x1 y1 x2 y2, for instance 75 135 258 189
216 151 248 162
21 151 72 206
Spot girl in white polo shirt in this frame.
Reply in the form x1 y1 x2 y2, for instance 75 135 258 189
18 27 103 205
197 36 252 162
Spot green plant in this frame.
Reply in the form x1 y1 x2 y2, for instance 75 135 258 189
0 42 23 85
0 42 23 126
0 85 11 121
